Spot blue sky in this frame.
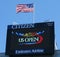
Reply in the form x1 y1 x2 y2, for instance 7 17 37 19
0 0 60 53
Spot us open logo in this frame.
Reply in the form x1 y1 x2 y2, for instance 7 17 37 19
18 36 43 45
17 31 44 45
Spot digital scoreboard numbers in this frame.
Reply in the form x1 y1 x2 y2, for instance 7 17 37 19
5 22 54 56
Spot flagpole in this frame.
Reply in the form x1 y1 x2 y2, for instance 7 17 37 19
32 3 35 23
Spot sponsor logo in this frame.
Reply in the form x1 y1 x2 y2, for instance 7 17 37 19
8 24 34 29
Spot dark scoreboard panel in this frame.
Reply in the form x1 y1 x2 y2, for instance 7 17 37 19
5 22 55 56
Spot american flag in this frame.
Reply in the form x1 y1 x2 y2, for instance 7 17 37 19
16 4 34 13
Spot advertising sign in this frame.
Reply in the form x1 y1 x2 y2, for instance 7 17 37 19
5 22 54 56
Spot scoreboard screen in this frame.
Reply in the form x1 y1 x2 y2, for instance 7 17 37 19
5 22 55 56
